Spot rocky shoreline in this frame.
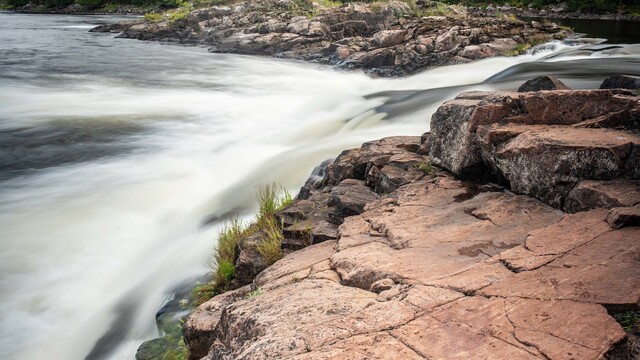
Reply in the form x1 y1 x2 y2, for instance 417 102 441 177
90 0 570 77
149 75 640 360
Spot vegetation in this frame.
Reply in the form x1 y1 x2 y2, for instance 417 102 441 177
415 161 435 175
191 184 292 306
439 0 639 14
613 310 640 335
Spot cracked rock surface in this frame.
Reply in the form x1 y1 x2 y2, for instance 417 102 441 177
184 88 640 360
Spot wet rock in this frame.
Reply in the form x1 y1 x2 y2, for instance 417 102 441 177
606 204 640 229
518 76 571 92
600 75 640 90
135 337 171 360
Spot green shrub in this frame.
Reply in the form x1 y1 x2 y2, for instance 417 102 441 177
144 12 164 21
6 0 31 7
43 0 73 7
76 0 103 8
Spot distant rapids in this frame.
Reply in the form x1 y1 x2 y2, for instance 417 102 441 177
1 11 639 360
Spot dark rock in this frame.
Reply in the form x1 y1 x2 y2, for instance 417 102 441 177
564 180 640 213
606 205 640 229
136 337 171 360
329 179 380 218
600 75 640 90
232 230 267 288
518 76 571 92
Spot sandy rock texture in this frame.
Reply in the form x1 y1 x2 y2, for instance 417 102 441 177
182 84 640 359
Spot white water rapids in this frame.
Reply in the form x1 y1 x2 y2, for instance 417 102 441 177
1 12 639 360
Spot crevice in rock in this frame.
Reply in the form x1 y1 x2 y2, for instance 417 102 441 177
387 332 431 359
499 258 520 273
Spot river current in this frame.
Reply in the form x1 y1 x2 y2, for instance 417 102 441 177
0 11 639 360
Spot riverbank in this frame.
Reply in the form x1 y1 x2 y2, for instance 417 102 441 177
171 76 640 360
89 0 571 77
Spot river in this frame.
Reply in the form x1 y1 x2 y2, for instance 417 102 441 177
0 11 639 360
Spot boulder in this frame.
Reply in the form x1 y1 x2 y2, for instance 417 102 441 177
372 29 406 47
606 204 640 229
429 89 640 208
600 75 640 90
328 179 380 218
518 76 571 92
564 179 640 213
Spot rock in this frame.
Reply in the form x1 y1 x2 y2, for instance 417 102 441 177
518 76 571 92
182 88 640 360
102 1 569 77
564 179 640 213
482 225 640 308
328 179 380 218
606 204 640 229
136 338 171 360
183 285 251 360
369 278 395 293
429 90 640 207
372 29 406 47
600 75 640 90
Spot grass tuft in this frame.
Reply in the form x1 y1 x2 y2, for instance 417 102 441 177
415 161 435 175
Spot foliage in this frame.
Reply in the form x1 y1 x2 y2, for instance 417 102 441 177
256 215 284 265
415 161 435 174
614 310 640 335
191 0 228 8
191 281 219 307
102 2 119 11
43 0 73 7
254 184 291 265
213 218 249 287
144 12 164 21
76 0 102 8
160 321 188 360
440 0 631 14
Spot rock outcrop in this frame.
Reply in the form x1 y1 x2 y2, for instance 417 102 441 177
181 83 640 360
91 0 569 76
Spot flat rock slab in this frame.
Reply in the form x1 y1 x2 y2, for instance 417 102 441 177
481 226 640 307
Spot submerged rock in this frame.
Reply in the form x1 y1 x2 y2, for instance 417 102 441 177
600 75 640 90
517 75 570 92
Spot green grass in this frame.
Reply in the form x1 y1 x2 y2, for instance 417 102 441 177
614 310 640 335
415 161 435 175
144 12 163 21
255 184 292 265
158 320 188 360
256 215 284 265
192 184 293 305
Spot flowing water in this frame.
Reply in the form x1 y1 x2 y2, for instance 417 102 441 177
0 11 639 360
